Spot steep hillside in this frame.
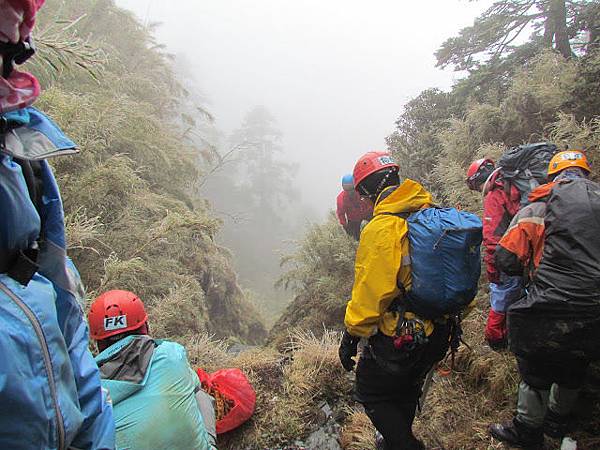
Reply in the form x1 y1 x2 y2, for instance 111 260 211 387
35 0 266 343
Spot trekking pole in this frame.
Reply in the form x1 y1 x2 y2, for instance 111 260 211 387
416 365 436 416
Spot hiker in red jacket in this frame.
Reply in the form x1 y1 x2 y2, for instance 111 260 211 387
466 159 522 349
336 173 373 240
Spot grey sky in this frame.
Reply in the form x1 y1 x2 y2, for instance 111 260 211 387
117 0 490 218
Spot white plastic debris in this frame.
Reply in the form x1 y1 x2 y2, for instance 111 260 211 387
560 437 577 450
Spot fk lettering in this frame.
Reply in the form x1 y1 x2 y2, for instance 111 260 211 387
104 315 127 331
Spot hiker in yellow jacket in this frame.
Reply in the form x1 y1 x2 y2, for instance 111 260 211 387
339 151 478 450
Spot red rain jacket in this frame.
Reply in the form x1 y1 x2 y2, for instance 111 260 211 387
482 170 521 283
336 190 373 226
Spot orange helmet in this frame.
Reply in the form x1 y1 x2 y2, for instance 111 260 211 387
548 150 591 176
88 290 148 341
353 151 399 189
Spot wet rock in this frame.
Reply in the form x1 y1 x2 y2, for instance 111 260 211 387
302 425 342 450
292 405 342 450
227 343 256 355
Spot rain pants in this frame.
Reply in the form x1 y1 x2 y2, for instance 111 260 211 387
0 108 115 450
96 335 215 450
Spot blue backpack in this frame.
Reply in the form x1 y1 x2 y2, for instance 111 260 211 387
395 207 482 318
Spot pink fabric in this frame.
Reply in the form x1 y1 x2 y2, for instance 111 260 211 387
0 0 44 112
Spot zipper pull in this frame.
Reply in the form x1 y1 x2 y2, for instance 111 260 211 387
0 116 7 152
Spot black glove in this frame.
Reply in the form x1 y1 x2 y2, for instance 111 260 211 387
339 331 360 371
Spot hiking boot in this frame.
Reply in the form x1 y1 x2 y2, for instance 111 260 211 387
375 431 385 450
487 338 508 352
374 431 425 450
543 409 569 439
489 419 544 449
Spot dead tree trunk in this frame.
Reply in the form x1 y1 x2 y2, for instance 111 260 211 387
545 0 573 58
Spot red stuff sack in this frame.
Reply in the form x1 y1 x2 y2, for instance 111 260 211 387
196 368 256 434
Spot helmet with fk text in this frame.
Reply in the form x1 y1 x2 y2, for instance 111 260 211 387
353 151 399 189
548 150 591 176
88 290 148 341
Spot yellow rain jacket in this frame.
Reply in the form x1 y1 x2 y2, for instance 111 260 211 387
344 179 435 338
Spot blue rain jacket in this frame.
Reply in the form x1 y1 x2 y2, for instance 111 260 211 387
0 108 115 450
96 336 214 450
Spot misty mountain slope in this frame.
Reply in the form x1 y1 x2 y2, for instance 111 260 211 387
199 105 314 328
27 0 600 448
35 0 267 343
268 214 357 347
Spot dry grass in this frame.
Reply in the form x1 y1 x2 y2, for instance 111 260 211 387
407 293 517 450
148 282 208 341
185 333 231 373
176 292 599 449
283 329 351 402
339 407 376 450
64 207 104 253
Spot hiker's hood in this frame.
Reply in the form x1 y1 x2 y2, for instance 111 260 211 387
528 182 556 202
374 179 433 215
95 335 157 405
2 107 78 160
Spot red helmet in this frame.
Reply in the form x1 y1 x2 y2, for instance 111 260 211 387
88 290 148 341
353 151 399 189
466 158 495 190
467 158 493 178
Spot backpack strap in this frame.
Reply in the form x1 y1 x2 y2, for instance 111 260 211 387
379 211 413 317
377 211 412 219
437 313 469 377
14 158 44 214
0 116 7 153
4 247 39 285
0 157 44 285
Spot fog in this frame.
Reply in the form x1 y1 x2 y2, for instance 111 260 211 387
116 0 491 218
